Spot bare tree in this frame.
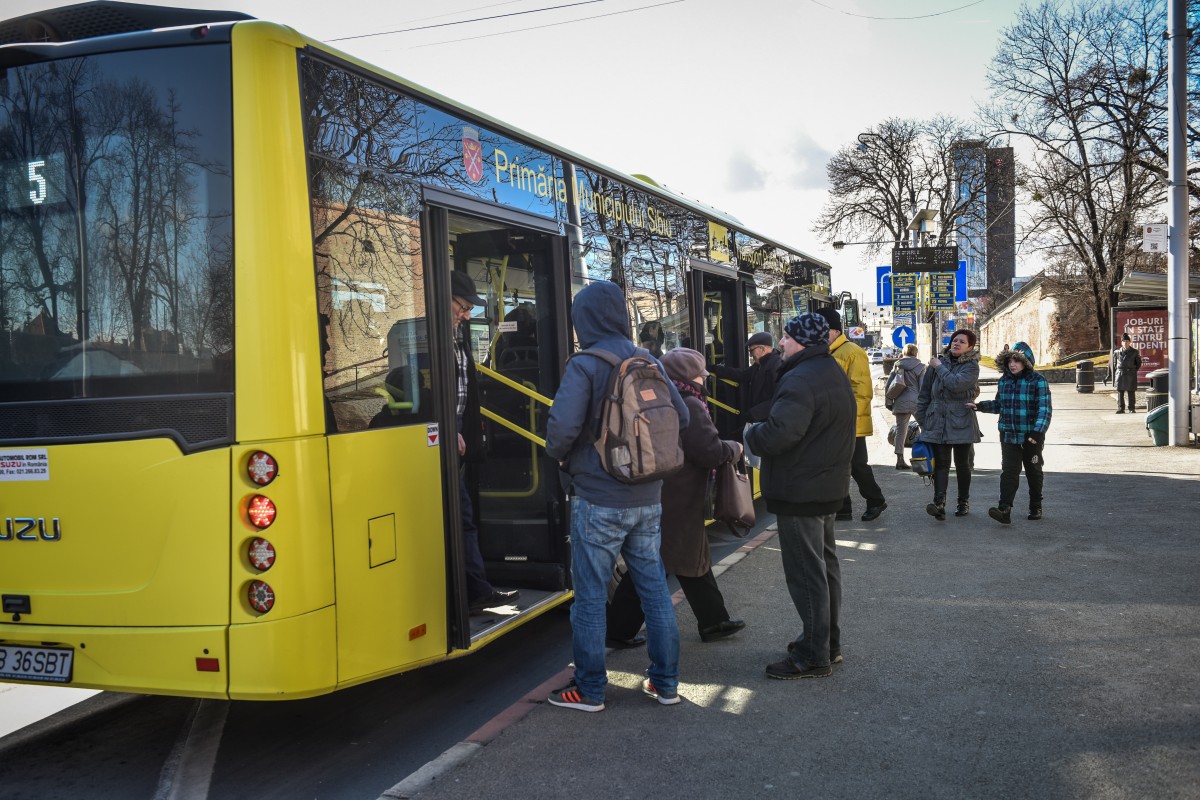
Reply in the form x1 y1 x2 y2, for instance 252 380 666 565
813 116 988 261
981 0 1181 348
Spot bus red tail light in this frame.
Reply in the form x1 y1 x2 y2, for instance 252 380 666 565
248 538 276 571
247 495 276 528
247 451 278 486
248 580 275 614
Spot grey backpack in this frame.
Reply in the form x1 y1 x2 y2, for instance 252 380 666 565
570 348 684 484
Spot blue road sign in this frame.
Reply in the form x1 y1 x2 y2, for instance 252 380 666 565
892 273 918 313
945 318 956 332
876 266 891 306
956 260 967 302
892 325 916 349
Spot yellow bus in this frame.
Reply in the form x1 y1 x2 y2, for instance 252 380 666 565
0 3 833 700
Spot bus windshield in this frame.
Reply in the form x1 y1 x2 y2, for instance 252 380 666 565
0 44 233 402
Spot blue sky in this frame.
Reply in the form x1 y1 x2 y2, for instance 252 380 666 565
5 0 1034 300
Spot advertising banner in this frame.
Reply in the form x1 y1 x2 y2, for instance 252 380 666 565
1113 308 1167 383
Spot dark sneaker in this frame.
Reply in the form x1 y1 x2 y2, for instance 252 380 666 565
700 619 746 642
861 502 887 521
547 682 604 712
1028 507 1042 521
1115 409 1125 414
787 640 843 664
955 500 970 517
926 502 946 521
988 506 1012 524
765 659 832 680
641 677 681 705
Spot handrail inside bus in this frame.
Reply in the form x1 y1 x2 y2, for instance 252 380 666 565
485 255 511 363
480 377 544 498
707 395 739 416
476 363 553 407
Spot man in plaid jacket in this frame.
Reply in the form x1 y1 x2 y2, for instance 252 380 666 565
969 342 1053 524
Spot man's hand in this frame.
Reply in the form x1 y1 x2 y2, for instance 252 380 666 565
458 432 466 456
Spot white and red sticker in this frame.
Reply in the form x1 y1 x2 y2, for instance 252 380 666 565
0 449 49 481
427 423 440 447
462 127 483 182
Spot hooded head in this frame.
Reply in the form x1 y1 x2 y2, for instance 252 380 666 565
571 281 631 348
999 341 1036 374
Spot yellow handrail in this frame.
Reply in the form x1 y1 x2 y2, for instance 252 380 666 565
480 407 546 448
707 395 739 415
476 363 554 407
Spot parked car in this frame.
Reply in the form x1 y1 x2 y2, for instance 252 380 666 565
867 349 884 364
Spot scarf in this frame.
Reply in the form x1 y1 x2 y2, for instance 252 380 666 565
673 378 710 419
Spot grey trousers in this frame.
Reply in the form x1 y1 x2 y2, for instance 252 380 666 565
777 513 841 668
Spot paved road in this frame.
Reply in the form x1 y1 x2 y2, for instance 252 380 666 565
404 385 1200 800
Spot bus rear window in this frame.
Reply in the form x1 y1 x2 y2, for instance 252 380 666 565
0 45 233 402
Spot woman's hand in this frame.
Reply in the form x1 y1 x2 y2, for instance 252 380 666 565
928 357 942 368
730 441 744 461
965 402 977 410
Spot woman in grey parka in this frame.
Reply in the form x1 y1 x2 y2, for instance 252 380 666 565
915 330 982 520
889 343 926 469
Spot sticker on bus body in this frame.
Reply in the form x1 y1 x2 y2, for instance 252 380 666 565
427 423 440 447
0 449 49 481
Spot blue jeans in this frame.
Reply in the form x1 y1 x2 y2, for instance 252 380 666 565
569 497 679 702
777 513 841 668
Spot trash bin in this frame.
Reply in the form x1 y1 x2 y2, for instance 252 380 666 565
1146 368 1169 411
1075 360 1094 393
1146 403 1169 446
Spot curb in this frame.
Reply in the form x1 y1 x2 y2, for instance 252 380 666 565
374 524 780 800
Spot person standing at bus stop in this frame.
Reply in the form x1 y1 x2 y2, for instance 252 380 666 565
450 270 519 615
1113 333 1142 413
544 280 689 712
813 308 887 522
744 313 855 679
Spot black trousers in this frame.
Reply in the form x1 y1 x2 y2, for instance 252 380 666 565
999 440 1045 509
841 436 885 513
607 568 730 637
931 442 974 503
1117 388 1137 412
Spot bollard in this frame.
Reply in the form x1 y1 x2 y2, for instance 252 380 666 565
1075 360 1094 394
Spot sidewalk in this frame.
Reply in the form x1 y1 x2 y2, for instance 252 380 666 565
405 385 1200 800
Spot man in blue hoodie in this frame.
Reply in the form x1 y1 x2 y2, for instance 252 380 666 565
544 281 689 712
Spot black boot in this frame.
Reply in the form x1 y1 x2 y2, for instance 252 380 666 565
1028 505 1042 520
926 496 946 521
955 499 970 517
896 455 909 469
988 505 1012 524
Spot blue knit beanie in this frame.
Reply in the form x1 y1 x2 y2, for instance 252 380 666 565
784 313 829 347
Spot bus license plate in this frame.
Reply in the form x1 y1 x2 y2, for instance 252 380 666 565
0 644 74 683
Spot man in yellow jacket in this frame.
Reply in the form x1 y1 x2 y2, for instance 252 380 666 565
814 308 887 522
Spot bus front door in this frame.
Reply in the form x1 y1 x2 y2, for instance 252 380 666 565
700 271 745 440
444 211 571 645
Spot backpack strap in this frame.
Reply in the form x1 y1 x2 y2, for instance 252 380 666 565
566 347 626 442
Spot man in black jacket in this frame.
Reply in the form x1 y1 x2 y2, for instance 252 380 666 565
712 331 782 424
450 270 519 615
745 313 855 680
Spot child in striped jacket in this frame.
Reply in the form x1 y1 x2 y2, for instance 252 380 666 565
968 342 1052 524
